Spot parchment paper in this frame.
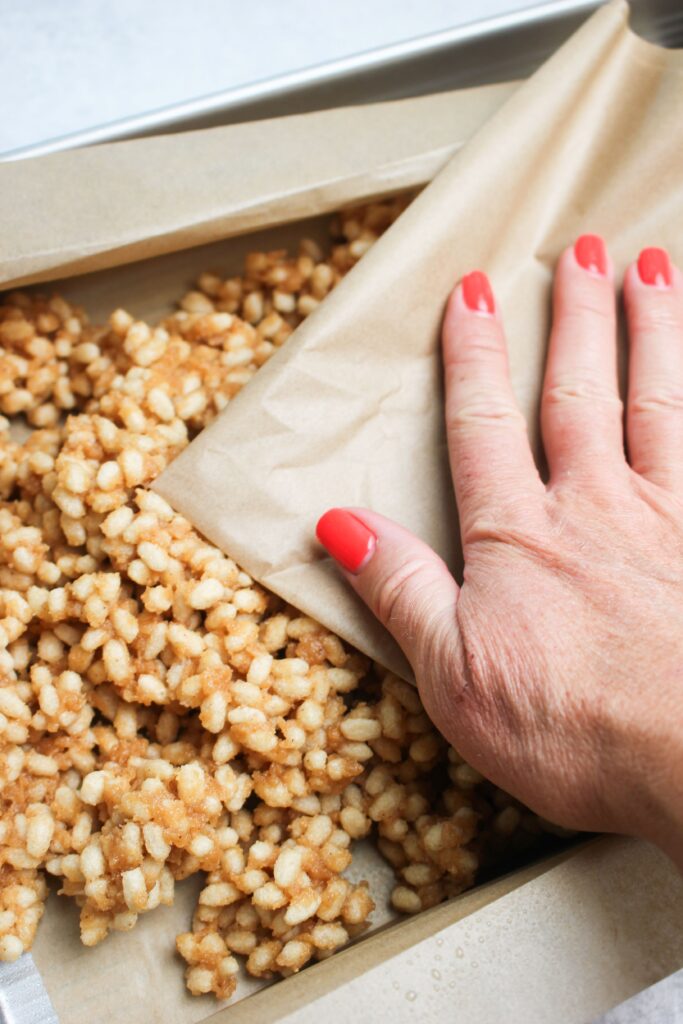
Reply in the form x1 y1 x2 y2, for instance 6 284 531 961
156 0 683 680
0 81 513 290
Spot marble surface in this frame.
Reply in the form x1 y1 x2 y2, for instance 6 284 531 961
0 0 680 1020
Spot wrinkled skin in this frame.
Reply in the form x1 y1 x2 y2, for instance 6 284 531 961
322 242 683 870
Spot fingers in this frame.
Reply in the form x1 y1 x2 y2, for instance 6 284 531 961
541 235 624 484
442 272 543 540
623 248 683 491
316 507 462 678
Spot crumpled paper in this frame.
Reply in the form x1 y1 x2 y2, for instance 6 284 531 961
157 0 683 679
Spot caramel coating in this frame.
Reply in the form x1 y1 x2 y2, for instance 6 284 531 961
0 198 545 998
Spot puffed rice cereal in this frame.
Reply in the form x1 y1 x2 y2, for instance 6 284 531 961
0 198 554 1002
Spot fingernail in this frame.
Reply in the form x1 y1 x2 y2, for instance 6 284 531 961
637 247 672 287
574 234 607 275
316 508 376 574
462 271 495 315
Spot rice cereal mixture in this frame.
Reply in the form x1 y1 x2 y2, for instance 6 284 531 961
0 197 552 1002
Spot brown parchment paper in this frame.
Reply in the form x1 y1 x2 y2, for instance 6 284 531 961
0 80 513 290
156 0 683 680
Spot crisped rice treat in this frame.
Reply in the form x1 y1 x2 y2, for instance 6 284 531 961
0 198 553 1002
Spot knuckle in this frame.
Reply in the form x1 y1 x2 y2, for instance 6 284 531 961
628 456 679 485
543 378 622 411
629 387 683 417
445 327 505 368
373 558 431 630
460 511 546 550
631 305 682 337
557 294 615 325
447 395 526 431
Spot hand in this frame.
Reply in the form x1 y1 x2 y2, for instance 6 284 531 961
316 236 683 870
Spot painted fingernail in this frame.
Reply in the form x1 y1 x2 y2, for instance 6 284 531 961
316 508 376 574
462 271 495 315
637 247 672 287
574 234 607 275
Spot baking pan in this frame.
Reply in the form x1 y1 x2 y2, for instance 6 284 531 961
4 0 683 162
1 3 683 1021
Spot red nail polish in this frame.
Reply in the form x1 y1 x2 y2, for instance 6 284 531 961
316 509 376 574
574 234 607 275
462 271 495 315
637 247 672 287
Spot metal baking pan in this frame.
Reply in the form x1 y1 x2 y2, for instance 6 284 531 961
1 1 682 1020
4 0 683 162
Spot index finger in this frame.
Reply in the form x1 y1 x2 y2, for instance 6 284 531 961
442 272 544 541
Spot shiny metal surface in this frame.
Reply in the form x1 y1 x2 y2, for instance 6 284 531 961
4 0 683 162
0 958 57 1024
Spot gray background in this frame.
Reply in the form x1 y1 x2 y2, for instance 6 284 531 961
0 0 680 1020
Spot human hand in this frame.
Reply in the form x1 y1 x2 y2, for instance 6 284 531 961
316 237 683 869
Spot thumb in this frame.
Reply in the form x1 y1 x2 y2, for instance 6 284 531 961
315 507 460 678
